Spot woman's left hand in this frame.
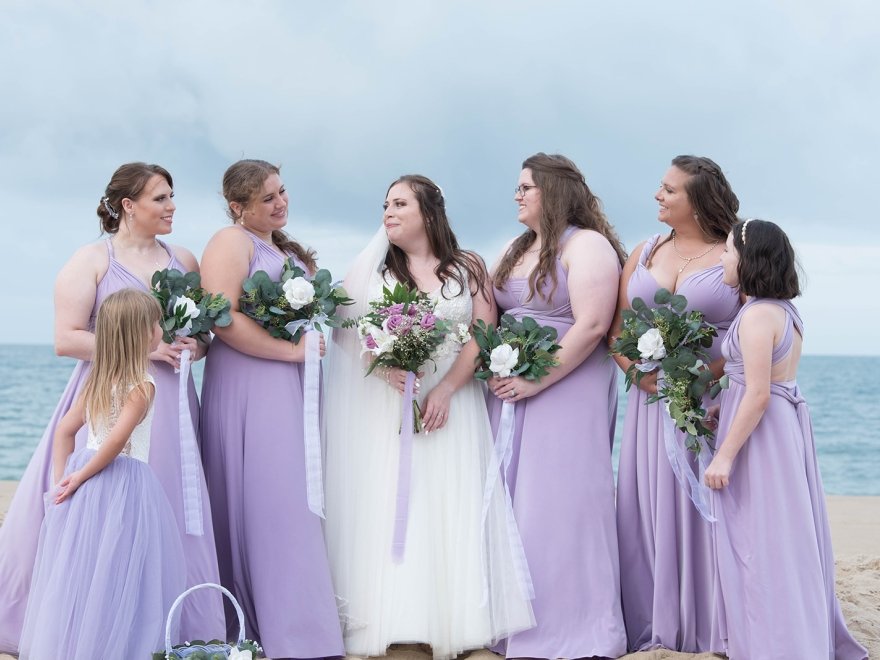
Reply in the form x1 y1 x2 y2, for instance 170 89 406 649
704 453 733 490
420 382 454 433
489 375 542 403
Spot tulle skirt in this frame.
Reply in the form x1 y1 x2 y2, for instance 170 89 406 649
324 351 535 660
19 448 186 660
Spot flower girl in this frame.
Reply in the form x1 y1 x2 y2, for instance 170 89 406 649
705 219 866 659
19 288 185 659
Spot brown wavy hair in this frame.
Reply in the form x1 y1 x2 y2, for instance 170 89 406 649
96 163 173 234
731 219 801 299
222 159 317 272
494 153 627 301
383 174 487 299
649 155 740 264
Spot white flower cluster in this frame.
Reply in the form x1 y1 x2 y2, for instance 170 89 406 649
432 322 471 360
637 327 667 360
172 295 201 335
282 277 315 310
489 343 519 378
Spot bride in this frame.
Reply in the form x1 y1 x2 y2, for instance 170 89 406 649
323 175 534 659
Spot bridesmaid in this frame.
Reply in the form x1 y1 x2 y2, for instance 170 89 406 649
706 219 866 659
0 162 224 653
611 155 739 653
199 159 344 660
487 152 627 659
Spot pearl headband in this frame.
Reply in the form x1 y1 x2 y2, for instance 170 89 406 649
741 218 753 245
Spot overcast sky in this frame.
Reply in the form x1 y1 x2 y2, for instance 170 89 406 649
1 0 877 355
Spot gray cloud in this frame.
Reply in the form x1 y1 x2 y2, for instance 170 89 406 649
1 0 878 353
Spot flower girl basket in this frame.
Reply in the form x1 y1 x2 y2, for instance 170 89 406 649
158 582 262 659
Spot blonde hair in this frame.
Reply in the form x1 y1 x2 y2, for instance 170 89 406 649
80 289 161 429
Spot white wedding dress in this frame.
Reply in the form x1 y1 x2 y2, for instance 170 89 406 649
323 235 534 660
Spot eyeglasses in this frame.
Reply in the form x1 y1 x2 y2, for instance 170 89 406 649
514 184 538 197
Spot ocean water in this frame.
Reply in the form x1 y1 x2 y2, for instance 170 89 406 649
0 346 877 495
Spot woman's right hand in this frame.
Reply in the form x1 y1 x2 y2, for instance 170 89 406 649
636 369 659 395
150 340 183 368
289 332 327 362
380 366 423 395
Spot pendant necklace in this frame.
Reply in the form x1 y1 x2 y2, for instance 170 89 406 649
671 232 718 274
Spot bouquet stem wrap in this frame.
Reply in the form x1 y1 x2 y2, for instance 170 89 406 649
659 373 716 522
176 347 204 536
303 330 325 518
391 370 417 563
479 400 534 603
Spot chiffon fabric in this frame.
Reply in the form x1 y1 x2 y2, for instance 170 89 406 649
0 239 223 653
488 226 627 659
323 229 534 660
199 227 344 659
710 298 867 660
616 233 740 652
19 377 186 660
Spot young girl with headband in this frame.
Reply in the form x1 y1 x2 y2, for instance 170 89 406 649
19 289 185 659
706 219 866 659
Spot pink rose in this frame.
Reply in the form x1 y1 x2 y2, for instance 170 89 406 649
383 313 410 334
420 313 436 329
384 303 404 315
364 334 378 350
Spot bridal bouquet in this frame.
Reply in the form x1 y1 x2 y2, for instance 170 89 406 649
239 259 353 341
151 268 232 343
611 288 726 453
472 313 561 382
353 282 457 432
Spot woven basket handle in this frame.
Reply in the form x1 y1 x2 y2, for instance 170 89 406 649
165 582 246 653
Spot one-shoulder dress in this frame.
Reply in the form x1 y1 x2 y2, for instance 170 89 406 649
710 298 867 660
0 239 224 652
616 233 740 652
487 227 627 659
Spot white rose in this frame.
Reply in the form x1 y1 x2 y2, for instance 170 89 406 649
489 343 520 377
456 323 472 344
637 327 667 361
282 277 315 310
172 296 201 334
228 649 253 660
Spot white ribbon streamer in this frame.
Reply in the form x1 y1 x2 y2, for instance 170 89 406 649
479 400 535 604
302 330 325 518
177 348 205 535
661 406 716 522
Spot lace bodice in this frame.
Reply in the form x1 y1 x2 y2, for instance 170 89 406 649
86 376 155 463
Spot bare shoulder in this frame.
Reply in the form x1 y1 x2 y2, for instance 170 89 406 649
58 241 108 278
165 243 199 272
563 228 618 265
738 301 788 341
204 225 251 254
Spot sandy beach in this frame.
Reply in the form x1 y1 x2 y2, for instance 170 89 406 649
0 482 876 658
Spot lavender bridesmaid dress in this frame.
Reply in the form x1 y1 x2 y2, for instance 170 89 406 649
199 229 344 659
487 227 626 659
710 299 867 660
0 240 224 653
616 234 740 652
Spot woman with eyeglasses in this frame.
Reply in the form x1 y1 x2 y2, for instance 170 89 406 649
487 153 628 659
610 155 740 653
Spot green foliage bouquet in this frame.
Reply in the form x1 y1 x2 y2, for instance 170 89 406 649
239 258 352 342
151 269 232 343
611 288 727 453
472 314 561 381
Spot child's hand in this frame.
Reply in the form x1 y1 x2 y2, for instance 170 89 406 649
703 404 721 432
704 453 733 490
55 470 85 504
